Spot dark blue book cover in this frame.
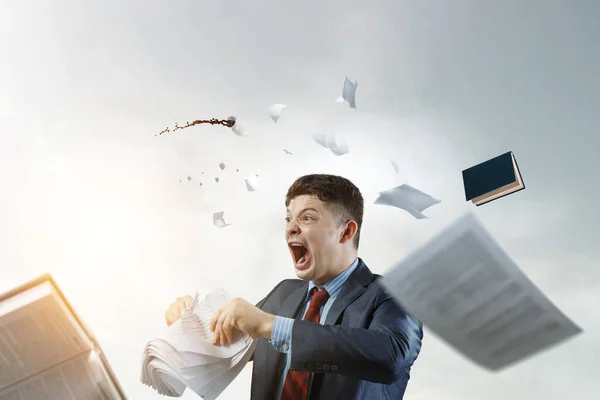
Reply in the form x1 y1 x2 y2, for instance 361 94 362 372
462 152 517 201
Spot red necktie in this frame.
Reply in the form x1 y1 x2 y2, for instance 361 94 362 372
280 287 330 400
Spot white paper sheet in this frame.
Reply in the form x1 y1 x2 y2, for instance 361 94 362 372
312 133 350 156
245 174 259 192
381 212 583 371
268 104 287 123
227 116 248 137
212 212 232 228
374 184 441 219
334 76 358 109
141 289 256 397
193 338 257 400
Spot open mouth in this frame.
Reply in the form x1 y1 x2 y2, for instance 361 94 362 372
289 243 309 265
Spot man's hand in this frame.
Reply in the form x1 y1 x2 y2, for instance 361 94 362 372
165 295 193 327
209 298 275 346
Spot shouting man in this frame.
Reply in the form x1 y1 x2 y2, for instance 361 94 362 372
165 174 423 399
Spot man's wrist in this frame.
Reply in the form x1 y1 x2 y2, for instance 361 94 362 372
260 313 276 339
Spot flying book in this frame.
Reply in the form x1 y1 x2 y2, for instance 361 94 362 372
0 274 127 399
462 151 525 206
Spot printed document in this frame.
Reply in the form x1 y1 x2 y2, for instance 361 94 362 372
381 212 583 370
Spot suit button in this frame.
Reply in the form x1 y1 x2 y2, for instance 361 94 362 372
322 364 330 371
314 363 322 370
306 362 314 370
330 364 338 371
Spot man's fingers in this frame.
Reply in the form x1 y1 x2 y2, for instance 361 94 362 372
213 330 221 346
222 317 233 345
165 304 181 326
220 316 229 345
214 312 227 345
210 309 222 332
165 295 193 327
183 295 193 309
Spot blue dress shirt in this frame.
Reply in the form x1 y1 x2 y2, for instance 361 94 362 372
269 258 359 399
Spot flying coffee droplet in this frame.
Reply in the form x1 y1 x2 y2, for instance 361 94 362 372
219 162 226 171
215 177 220 183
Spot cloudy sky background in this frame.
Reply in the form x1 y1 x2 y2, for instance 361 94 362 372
1 0 599 398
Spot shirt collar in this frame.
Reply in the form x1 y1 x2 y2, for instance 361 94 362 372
306 257 359 301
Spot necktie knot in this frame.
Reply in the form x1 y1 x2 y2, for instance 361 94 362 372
308 287 330 310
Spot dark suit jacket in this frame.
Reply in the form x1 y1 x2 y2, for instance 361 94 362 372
249 258 423 399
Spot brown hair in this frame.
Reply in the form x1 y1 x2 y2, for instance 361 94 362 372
285 174 364 248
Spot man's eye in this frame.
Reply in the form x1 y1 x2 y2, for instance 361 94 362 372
303 216 312 221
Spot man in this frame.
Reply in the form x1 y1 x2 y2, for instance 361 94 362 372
165 174 423 399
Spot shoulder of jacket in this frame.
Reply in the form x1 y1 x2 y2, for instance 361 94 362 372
275 278 304 292
368 274 394 301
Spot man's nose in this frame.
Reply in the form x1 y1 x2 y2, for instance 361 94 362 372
286 221 300 235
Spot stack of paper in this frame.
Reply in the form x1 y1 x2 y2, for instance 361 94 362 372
140 289 256 399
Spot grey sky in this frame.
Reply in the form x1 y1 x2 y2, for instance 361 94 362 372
1 1 598 399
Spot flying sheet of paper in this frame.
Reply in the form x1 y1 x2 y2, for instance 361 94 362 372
312 133 350 156
313 133 327 147
227 116 248 137
391 159 400 174
374 184 441 219
268 104 287 123
245 174 259 192
381 212 583 371
334 76 358 109
213 211 231 228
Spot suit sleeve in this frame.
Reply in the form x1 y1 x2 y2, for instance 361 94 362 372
288 292 423 384
248 280 287 362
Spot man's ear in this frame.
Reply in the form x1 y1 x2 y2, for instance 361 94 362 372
339 220 358 244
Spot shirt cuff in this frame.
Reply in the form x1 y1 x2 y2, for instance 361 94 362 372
270 316 294 353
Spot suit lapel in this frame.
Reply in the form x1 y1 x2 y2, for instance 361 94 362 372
324 259 373 325
278 283 309 318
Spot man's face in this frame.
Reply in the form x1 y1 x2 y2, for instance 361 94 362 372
285 195 344 283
